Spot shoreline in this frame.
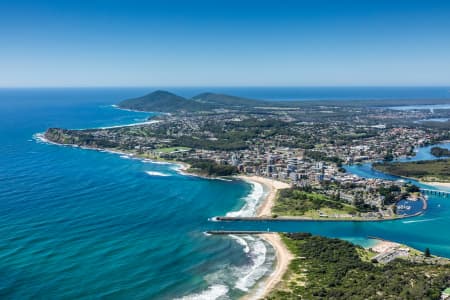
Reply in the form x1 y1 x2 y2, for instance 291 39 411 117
236 176 292 300
421 181 450 189
34 132 192 173
39 132 287 299
241 233 293 300
235 175 290 217
366 237 402 253
36 128 448 299
371 162 450 190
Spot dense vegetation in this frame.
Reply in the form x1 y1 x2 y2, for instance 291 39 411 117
118 90 267 112
45 128 119 148
118 90 203 112
118 90 450 113
272 188 357 217
118 90 450 112
182 159 237 176
44 116 302 153
268 233 450 300
167 118 289 151
374 159 450 182
378 185 402 205
431 146 450 157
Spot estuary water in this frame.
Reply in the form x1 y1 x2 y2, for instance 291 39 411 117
1 87 450 299
214 143 450 258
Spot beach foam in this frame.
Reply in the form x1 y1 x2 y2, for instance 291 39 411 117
175 284 229 300
233 236 270 292
33 133 49 144
403 218 441 224
148 160 172 165
111 104 156 114
145 171 171 177
96 120 159 130
229 235 250 253
180 235 273 299
226 182 265 217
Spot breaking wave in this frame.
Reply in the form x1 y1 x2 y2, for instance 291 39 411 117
145 171 171 177
226 182 265 217
175 284 229 300
180 235 274 299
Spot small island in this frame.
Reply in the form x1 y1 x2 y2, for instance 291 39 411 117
373 159 450 183
431 146 450 158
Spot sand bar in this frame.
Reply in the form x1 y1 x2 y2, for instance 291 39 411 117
236 175 292 299
423 181 450 189
242 233 293 300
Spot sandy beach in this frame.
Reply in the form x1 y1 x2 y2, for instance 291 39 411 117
241 233 293 300
370 240 400 253
237 175 292 299
260 233 293 299
236 175 290 217
423 181 450 189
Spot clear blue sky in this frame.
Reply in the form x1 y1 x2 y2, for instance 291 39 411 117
1 0 450 87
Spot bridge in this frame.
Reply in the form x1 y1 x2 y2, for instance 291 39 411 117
421 188 450 198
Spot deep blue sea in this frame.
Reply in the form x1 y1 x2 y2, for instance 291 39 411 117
1 87 450 299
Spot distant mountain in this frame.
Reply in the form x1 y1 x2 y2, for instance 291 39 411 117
118 90 203 112
118 90 267 112
117 90 450 113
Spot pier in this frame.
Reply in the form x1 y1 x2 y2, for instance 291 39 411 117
421 188 450 198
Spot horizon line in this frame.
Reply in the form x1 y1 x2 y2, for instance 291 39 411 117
1 85 450 89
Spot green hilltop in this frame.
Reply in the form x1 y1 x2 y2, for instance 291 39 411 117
118 90 266 112
118 90 450 113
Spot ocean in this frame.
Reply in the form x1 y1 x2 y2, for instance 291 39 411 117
1 87 450 299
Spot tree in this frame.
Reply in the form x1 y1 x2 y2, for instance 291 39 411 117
384 150 394 161
406 184 420 193
424 247 431 257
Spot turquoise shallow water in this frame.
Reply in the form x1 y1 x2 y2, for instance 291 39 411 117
0 89 276 299
1 88 450 299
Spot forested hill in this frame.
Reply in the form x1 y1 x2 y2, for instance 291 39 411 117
117 89 450 113
118 90 201 112
118 90 268 112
